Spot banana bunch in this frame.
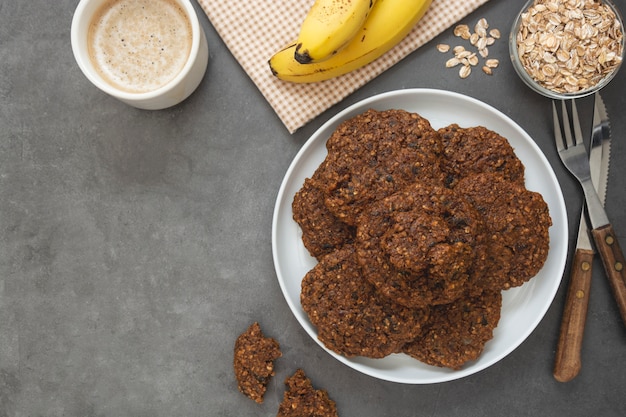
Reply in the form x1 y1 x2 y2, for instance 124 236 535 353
269 0 433 83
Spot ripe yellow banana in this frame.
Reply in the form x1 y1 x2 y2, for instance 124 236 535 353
294 0 377 64
269 0 433 83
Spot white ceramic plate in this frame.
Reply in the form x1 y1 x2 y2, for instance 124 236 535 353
272 89 568 384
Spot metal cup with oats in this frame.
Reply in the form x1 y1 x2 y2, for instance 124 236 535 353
510 0 625 99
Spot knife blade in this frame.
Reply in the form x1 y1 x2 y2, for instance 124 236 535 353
554 93 610 382
589 97 626 328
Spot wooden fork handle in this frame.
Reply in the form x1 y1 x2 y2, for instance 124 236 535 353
554 248 593 382
592 224 626 327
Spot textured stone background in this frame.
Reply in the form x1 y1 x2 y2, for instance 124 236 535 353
1 1 625 416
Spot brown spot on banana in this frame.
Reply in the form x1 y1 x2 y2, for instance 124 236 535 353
295 43 312 64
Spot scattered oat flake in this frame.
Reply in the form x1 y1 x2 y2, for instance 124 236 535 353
485 59 499 68
446 57 461 67
442 17 502 79
454 24 471 38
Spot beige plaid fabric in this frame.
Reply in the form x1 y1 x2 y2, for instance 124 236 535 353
197 0 490 133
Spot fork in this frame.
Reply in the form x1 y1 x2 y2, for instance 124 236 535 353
552 100 626 327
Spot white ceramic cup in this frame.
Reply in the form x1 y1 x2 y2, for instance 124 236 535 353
71 0 209 110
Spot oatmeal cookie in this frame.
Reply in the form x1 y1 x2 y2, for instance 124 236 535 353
402 290 502 369
455 173 552 290
314 109 444 226
277 369 338 417
355 181 484 308
233 322 282 403
301 245 429 358
439 124 525 188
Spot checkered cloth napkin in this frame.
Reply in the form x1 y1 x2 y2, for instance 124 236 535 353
197 0 490 133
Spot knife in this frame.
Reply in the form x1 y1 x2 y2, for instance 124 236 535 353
553 93 610 382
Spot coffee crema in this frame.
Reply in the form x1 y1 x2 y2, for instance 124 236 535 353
87 0 193 94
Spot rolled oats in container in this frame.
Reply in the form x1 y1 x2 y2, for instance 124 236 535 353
514 0 624 95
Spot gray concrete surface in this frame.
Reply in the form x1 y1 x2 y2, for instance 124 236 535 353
1 0 625 416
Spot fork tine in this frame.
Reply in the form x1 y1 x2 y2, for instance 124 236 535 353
552 101 565 152
570 99 584 145
561 100 574 148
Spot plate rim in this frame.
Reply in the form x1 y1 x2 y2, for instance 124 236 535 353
271 88 568 384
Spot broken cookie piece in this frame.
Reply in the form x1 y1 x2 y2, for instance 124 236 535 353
233 322 282 403
277 369 338 417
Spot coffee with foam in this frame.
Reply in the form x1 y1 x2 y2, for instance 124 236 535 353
87 0 192 94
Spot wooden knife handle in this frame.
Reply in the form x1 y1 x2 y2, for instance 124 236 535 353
553 248 593 382
591 224 626 327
